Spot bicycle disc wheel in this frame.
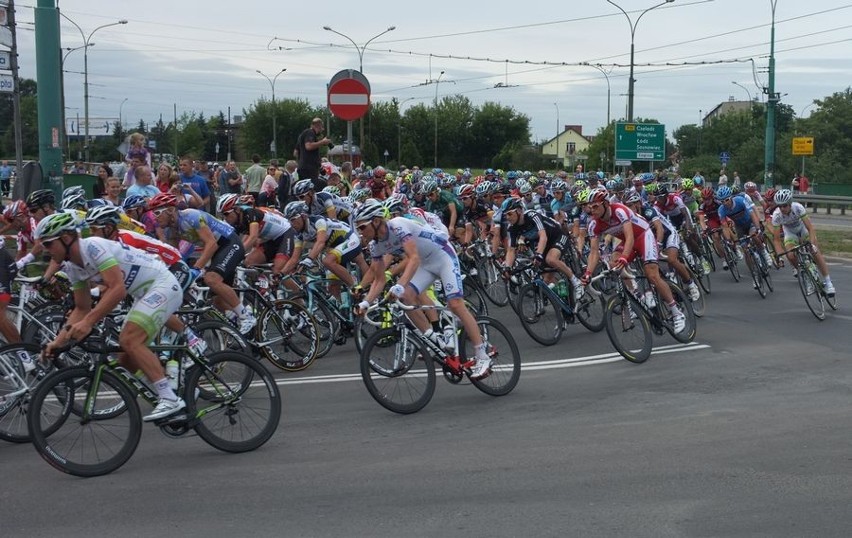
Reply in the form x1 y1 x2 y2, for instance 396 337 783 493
517 282 563 346
186 351 281 453
257 301 319 372
460 316 521 396
463 281 489 317
798 268 825 320
666 284 697 343
478 259 510 307
28 367 141 477
604 295 652 364
359 327 436 414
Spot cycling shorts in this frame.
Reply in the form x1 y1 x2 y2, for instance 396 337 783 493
126 275 183 339
782 225 810 248
661 227 680 251
261 228 296 263
408 243 464 300
0 249 17 298
327 232 362 267
631 228 660 265
209 235 245 286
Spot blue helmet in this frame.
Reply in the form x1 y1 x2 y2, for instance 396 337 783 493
715 186 733 201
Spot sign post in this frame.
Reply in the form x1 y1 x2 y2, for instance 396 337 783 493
792 136 814 176
719 151 731 167
614 123 666 171
328 69 371 165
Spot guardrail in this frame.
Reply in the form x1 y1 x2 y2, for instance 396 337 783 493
794 194 852 216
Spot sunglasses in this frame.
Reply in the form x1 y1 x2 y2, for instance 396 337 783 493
778 203 790 208
355 223 372 232
152 207 171 217
298 194 311 200
41 238 57 247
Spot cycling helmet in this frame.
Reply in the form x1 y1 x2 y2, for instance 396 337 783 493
3 200 27 221
773 189 793 205
624 192 642 205
283 201 309 220
573 180 586 190
731 185 742 195
34 211 79 240
551 180 568 192
85 205 122 227
322 185 341 196
506 171 518 181
484 168 495 178
475 181 492 196
216 193 240 215
574 188 592 205
763 188 777 202
86 198 109 209
148 192 179 211
500 197 523 213
238 194 256 207
373 166 386 180
682 178 695 191
422 180 439 195
701 187 714 200
652 183 668 197
292 179 315 197
516 179 532 195
588 189 608 205
383 194 408 215
605 179 618 191
121 195 147 212
457 184 475 199
715 186 733 201
353 198 387 223
596 171 606 180
611 178 626 192
26 189 56 209
60 192 87 211
62 185 86 200
349 188 371 203
744 181 758 193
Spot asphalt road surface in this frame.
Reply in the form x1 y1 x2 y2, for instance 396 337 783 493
3 257 852 537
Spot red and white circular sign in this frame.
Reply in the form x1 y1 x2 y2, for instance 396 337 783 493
327 70 371 121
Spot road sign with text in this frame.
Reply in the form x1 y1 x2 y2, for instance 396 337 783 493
792 137 814 156
615 122 666 161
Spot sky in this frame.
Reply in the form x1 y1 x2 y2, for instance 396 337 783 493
12 0 852 149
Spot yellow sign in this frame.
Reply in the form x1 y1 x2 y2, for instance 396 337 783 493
792 137 814 156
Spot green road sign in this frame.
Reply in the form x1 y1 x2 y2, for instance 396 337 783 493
615 122 666 161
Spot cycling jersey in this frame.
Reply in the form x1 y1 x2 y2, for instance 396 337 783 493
717 194 755 228
681 187 701 215
117 229 182 266
506 211 563 249
16 216 36 254
588 202 658 263
654 193 691 228
294 215 353 250
638 203 679 250
238 207 292 242
771 202 810 245
425 190 462 226
406 207 449 236
175 208 236 243
697 199 722 228
310 191 352 221
532 192 554 218
461 198 492 226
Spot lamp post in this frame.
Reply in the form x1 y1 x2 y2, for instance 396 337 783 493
60 13 128 163
581 62 612 127
731 81 752 103
434 71 444 168
323 25 396 159
764 0 780 188
60 43 91 161
118 97 128 132
256 68 287 158
606 0 674 122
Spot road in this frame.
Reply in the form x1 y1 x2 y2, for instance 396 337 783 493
3 258 852 537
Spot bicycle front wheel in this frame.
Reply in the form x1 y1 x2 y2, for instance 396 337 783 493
28 366 142 477
604 295 652 364
798 266 825 320
460 316 521 396
0 343 46 443
517 282 563 346
478 259 510 307
575 289 606 333
359 327 436 414
187 351 281 453
257 301 319 372
666 284 697 343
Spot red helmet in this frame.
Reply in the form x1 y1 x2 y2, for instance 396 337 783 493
744 181 758 193
457 184 475 198
2 200 28 221
701 187 714 200
589 189 608 205
763 188 777 202
147 192 178 210
372 166 386 180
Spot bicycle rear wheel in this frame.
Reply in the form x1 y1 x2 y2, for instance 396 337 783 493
517 282 563 346
575 288 606 332
478 259 510 307
27 367 141 477
798 266 825 320
257 301 319 371
604 295 652 364
460 316 521 396
192 319 250 354
187 351 281 453
725 245 741 282
359 327 436 414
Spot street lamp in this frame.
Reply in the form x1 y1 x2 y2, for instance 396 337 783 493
60 13 128 163
119 97 128 132
434 71 444 168
60 43 92 161
731 81 752 103
581 62 612 127
606 0 674 122
764 0 779 187
256 68 287 158
323 25 396 159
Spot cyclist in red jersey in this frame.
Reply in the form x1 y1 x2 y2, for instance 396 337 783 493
696 186 726 264
578 189 686 334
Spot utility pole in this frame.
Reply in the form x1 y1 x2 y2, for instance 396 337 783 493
33 0 64 190
6 0 24 176
763 0 779 188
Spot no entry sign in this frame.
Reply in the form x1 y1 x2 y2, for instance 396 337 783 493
327 69 371 121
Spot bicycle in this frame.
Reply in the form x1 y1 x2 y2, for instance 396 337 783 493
590 264 697 364
0 343 56 443
515 264 605 346
462 239 510 307
737 233 774 299
26 315 281 477
359 298 521 414
709 228 741 283
777 242 838 321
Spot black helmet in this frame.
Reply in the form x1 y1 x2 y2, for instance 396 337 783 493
26 189 56 210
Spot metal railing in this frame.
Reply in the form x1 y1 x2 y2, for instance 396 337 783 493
794 194 852 216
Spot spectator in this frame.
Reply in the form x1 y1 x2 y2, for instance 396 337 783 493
220 161 243 194
93 164 113 199
156 163 176 193
243 154 265 201
0 160 12 197
126 166 160 199
792 173 810 194
340 161 353 192
277 160 297 209
718 168 729 187
257 165 279 207
102 177 123 206
296 117 331 187
177 157 211 210
732 171 742 189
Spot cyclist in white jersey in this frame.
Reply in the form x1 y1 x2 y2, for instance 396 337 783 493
37 212 186 421
769 189 835 296
352 200 492 379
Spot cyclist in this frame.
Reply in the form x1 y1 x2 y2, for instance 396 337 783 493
457 183 492 245
121 195 158 237
580 189 687 334
696 186 727 269
148 192 256 334
423 179 461 237
292 179 353 222
769 189 835 297
501 197 585 299
85 205 207 357
37 212 186 421
716 185 774 269
650 183 702 267
352 199 493 379
217 193 297 276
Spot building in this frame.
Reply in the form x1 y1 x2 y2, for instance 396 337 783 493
702 97 753 127
542 125 592 169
